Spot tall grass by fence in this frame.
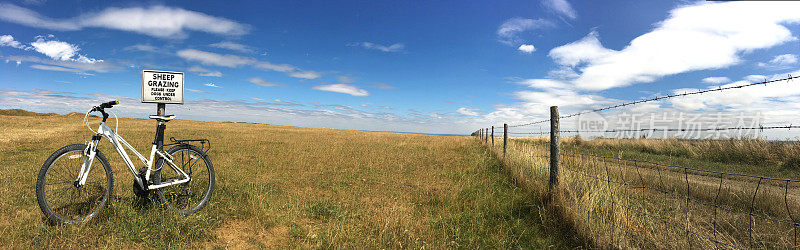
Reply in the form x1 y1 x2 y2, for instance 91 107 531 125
471 75 800 249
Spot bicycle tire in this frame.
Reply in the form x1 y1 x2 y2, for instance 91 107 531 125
153 144 215 215
36 144 114 224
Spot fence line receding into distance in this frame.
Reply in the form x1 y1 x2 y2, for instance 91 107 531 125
470 75 800 249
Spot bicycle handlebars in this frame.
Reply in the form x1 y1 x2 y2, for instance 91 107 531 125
91 100 119 112
89 100 118 122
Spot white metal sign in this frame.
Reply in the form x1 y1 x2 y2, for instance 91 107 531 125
142 70 184 104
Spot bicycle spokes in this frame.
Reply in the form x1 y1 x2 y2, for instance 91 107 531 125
40 147 109 222
159 148 211 211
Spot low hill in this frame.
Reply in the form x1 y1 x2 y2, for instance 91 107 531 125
0 109 58 116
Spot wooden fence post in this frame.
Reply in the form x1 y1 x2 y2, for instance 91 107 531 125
491 126 495 146
549 106 560 192
503 123 508 157
485 128 488 144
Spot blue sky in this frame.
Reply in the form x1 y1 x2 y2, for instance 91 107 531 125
1 0 800 135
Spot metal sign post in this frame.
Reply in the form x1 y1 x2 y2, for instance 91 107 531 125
142 70 184 148
142 69 184 113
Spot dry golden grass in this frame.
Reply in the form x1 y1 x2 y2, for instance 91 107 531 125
576 137 800 179
485 136 800 249
0 110 579 248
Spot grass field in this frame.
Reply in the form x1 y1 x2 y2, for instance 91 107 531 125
567 137 800 180
0 110 582 248
486 136 800 249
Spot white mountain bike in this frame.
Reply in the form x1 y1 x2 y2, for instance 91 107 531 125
35 101 215 224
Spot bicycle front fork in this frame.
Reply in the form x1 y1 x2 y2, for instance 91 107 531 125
75 135 102 188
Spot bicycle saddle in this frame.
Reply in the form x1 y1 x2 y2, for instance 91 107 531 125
149 115 176 121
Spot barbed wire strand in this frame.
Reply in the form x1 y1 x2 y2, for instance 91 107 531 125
508 124 800 135
508 74 799 128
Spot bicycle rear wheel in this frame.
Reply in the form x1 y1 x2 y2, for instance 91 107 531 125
35 144 113 224
153 144 215 215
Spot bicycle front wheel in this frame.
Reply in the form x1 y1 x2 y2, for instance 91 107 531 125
35 144 113 224
153 144 215 215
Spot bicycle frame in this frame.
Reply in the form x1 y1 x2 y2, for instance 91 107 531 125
75 121 191 190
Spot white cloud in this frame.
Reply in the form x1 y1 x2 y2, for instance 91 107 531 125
670 70 800 115
770 54 798 65
758 54 798 69
542 0 577 19
4 55 118 73
197 72 221 77
176 49 254 67
518 44 536 53
497 17 554 44
29 37 99 63
0 4 78 30
255 61 296 73
551 2 800 90
1 35 100 63
247 77 281 87
0 3 249 38
514 87 610 108
701 76 731 84
288 70 321 79
250 97 302 106
312 84 370 97
478 78 618 126
546 66 579 79
268 99 303 106
337 76 355 83
177 49 321 79
188 66 222 77
352 42 404 52
744 75 767 83
186 88 207 93
456 107 481 116
518 78 571 89
549 31 614 67
30 64 83 73
0 35 30 49
204 83 220 88
123 44 158 53
30 38 77 61
209 41 255 53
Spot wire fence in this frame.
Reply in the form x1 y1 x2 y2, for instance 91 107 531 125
470 75 800 249
506 125 800 136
